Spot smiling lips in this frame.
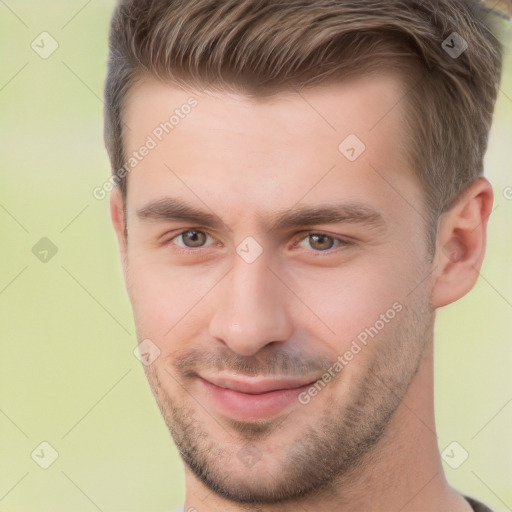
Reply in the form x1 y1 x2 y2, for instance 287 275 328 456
197 373 319 420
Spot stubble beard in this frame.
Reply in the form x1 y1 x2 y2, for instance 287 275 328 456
143 297 433 505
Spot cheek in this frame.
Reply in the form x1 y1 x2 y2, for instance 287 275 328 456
291 256 413 348
126 238 425 360
126 255 223 346
126 258 187 337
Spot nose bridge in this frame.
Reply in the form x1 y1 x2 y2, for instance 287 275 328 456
209 251 292 355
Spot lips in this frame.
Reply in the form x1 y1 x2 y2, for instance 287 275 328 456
196 372 319 420
199 373 318 394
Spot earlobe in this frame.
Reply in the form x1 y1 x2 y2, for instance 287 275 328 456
431 178 494 308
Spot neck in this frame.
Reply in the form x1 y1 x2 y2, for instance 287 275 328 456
182 347 471 511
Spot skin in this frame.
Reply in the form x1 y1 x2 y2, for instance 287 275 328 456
110 72 493 511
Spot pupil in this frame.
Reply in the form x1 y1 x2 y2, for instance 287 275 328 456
185 231 204 247
311 234 333 250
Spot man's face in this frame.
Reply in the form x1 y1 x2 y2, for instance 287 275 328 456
116 73 435 503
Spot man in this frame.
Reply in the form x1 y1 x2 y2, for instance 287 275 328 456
104 0 505 510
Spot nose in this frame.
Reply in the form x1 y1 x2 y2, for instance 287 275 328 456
208 252 293 356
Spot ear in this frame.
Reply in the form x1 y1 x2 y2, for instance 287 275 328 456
431 177 493 308
110 187 128 280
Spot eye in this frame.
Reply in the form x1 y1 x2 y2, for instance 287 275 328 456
173 230 214 249
165 230 353 255
296 233 352 252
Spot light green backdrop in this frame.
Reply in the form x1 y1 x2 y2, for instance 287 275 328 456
0 1 511 511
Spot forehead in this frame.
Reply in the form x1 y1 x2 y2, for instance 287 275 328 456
121 73 421 227
123 72 409 141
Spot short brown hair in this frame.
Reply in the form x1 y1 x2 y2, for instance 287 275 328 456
104 0 503 244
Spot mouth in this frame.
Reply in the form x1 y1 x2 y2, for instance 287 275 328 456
196 373 319 420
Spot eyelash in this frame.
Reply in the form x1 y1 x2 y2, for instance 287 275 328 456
164 229 354 256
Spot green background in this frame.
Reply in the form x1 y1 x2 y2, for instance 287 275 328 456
0 1 511 510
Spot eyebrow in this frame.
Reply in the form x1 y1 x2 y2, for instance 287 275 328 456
136 197 385 232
